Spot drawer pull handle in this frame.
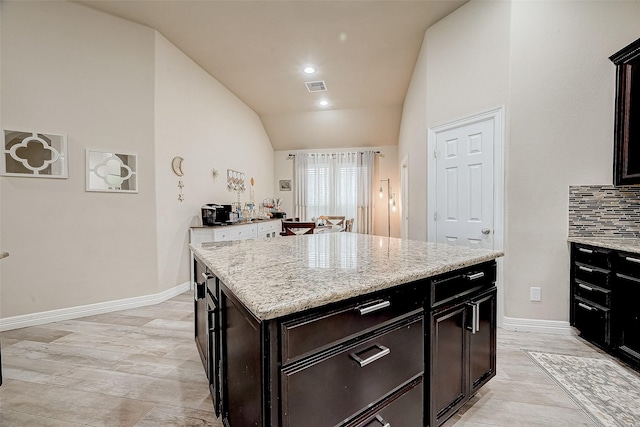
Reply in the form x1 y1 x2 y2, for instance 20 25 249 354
579 248 594 254
372 415 391 427
578 266 594 273
350 344 390 367
578 283 594 292
578 302 596 311
626 257 640 264
465 272 485 281
357 300 391 315
202 272 214 280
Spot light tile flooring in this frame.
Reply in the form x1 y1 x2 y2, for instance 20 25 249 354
0 291 623 426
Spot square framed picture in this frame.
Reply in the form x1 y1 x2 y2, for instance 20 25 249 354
279 179 291 191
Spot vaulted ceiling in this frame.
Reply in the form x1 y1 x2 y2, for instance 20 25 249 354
76 0 467 151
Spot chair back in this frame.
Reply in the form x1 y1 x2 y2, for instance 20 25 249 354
324 216 346 227
345 218 354 232
283 221 315 235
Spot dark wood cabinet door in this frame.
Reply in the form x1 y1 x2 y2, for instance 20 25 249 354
614 272 640 365
194 258 208 372
430 304 467 427
469 289 496 395
610 37 640 185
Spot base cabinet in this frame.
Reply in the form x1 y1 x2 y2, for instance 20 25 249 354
201 261 497 426
430 287 496 427
571 243 640 370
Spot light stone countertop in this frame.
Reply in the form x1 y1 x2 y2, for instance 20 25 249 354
190 233 503 321
568 237 640 254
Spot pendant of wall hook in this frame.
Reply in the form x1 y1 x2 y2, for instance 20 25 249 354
178 180 184 202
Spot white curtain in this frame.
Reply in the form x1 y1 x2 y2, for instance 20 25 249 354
294 151 375 234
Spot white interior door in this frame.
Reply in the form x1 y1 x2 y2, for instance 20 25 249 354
434 118 494 248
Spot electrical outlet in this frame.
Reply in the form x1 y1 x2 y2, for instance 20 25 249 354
530 287 541 302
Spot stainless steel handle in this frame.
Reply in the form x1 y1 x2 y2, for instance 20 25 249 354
202 272 214 280
372 415 391 427
626 256 640 264
578 302 596 311
578 266 593 273
578 283 594 292
465 272 485 281
350 344 390 367
357 300 391 315
578 248 594 254
481 228 491 235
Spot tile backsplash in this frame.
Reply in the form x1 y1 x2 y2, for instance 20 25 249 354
569 185 640 238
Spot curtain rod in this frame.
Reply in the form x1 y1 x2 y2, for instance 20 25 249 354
287 151 381 159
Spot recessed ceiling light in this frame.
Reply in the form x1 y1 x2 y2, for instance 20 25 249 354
304 66 316 74
319 100 329 107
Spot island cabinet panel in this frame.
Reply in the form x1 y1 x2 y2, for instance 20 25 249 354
213 259 498 427
428 263 497 427
611 251 640 368
281 315 423 427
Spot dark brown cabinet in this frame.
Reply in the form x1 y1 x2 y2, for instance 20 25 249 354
200 260 497 426
429 266 497 427
193 255 220 416
610 37 640 186
570 243 640 370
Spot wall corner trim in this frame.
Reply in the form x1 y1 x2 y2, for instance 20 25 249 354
0 282 191 332
502 316 574 336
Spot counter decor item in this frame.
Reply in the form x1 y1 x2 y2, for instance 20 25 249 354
2 129 68 178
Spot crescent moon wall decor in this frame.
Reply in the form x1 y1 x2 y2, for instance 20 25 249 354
171 156 184 176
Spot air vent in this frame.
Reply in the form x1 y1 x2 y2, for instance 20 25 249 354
305 80 327 92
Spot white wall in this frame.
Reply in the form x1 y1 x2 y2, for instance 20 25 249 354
505 0 639 321
1 1 157 318
274 145 400 237
0 1 275 320
154 33 274 289
400 0 640 323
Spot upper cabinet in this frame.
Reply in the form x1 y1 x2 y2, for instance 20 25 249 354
610 38 640 186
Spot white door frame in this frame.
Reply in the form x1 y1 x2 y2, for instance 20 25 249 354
427 106 505 327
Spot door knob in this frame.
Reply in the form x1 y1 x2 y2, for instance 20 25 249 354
481 228 491 235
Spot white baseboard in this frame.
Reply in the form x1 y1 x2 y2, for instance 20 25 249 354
502 316 574 336
0 282 191 332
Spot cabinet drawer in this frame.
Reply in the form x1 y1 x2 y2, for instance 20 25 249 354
574 262 611 288
574 279 612 308
431 262 496 308
612 252 640 278
352 381 423 427
281 286 424 363
229 225 257 240
573 297 611 347
281 316 423 427
574 245 611 269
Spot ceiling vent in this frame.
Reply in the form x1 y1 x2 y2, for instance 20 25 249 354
305 80 327 92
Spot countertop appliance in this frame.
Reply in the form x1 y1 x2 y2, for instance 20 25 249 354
201 204 233 226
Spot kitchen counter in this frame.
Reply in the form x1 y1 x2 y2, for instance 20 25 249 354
190 233 503 320
568 236 640 254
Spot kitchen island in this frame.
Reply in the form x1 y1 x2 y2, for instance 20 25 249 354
191 233 503 427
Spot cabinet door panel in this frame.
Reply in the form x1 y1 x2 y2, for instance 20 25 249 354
469 289 496 394
614 273 640 362
431 304 467 426
573 298 611 347
282 317 423 427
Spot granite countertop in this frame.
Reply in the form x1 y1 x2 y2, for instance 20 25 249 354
0 252 8 260
568 236 640 254
190 233 503 321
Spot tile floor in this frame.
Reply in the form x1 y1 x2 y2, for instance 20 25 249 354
0 291 624 426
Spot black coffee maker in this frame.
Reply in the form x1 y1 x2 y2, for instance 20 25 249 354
201 204 232 226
